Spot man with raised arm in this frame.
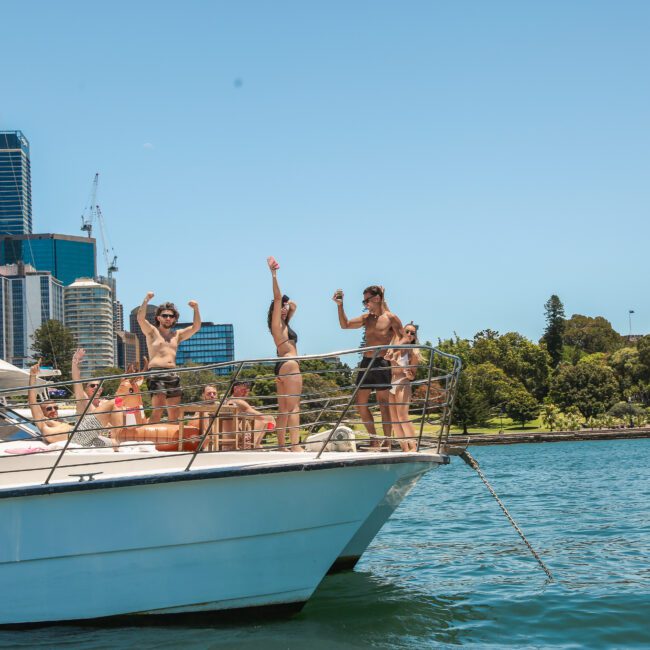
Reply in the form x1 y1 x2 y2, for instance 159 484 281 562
137 292 201 424
332 285 404 448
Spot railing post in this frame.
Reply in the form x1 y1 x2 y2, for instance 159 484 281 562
416 346 435 452
307 397 331 436
184 361 245 472
436 357 462 453
315 348 380 460
43 379 104 485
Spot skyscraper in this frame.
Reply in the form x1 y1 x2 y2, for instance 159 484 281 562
0 263 64 367
129 304 157 364
0 233 96 286
174 322 235 374
64 278 114 377
115 331 140 370
0 131 32 235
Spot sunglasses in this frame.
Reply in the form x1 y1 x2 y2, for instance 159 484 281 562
362 296 377 305
160 313 176 319
87 383 100 389
406 330 417 336
44 405 59 413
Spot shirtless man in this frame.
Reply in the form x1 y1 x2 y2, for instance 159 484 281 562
333 285 404 447
137 292 201 424
229 382 276 447
28 360 72 444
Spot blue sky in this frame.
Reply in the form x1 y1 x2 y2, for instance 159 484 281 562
2 1 648 359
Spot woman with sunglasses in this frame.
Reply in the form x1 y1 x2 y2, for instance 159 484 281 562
267 257 303 451
70 348 137 447
386 323 421 452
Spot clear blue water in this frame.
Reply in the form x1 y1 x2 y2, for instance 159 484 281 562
2 439 649 648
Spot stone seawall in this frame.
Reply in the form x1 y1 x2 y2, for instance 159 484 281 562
447 427 650 447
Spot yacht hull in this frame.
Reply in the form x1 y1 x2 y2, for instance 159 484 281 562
0 454 443 625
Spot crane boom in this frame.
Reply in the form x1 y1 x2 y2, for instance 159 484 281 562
95 205 118 278
80 173 99 238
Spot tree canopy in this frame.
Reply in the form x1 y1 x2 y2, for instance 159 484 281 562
31 319 76 381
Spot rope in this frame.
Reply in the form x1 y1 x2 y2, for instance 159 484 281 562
458 448 554 581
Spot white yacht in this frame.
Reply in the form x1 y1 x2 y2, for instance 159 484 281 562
0 344 460 626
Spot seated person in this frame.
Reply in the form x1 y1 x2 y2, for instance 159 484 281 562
189 384 275 450
29 360 110 447
229 381 276 447
70 348 126 446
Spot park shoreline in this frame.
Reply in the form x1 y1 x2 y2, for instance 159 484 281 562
446 427 650 447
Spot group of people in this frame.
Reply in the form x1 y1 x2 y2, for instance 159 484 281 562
27 257 423 452
267 257 421 452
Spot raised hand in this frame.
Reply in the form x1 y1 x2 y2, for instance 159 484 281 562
332 289 344 305
30 359 42 376
188 300 198 309
72 348 85 365
267 256 280 272
144 291 155 302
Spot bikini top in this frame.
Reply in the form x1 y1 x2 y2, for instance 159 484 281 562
277 324 298 352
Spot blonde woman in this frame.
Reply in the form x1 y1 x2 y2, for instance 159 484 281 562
267 257 303 451
387 323 421 451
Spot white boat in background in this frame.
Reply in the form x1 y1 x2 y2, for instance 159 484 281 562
0 344 460 626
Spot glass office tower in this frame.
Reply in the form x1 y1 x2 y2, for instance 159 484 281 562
0 264 64 367
0 234 96 286
0 131 32 235
175 322 235 375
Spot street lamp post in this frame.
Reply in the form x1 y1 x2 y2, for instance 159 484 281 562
629 309 635 338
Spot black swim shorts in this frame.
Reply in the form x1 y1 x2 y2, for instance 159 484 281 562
147 368 182 398
355 356 392 391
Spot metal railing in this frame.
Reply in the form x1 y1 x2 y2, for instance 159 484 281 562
0 344 462 485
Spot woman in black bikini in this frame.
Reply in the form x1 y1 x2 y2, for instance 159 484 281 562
267 257 303 451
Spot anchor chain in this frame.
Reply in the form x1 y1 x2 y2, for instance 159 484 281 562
455 447 554 581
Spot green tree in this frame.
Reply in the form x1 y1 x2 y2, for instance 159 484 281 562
503 386 539 427
472 331 551 400
540 402 561 431
450 372 492 434
563 314 622 355
549 362 619 418
31 319 76 381
541 295 565 367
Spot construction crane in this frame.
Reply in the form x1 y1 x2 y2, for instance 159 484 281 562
96 205 118 279
80 173 99 238
79 173 118 279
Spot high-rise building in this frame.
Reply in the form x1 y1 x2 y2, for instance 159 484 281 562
0 234 96 286
115 331 140 370
0 131 32 235
64 278 114 377
174 322 235 375
129 304 157 364
0 263 64 367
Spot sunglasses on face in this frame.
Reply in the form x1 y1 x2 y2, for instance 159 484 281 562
87 383 100 389
362 296 377 305
160 314 176 319
44 406 59 413
406 330 417 336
